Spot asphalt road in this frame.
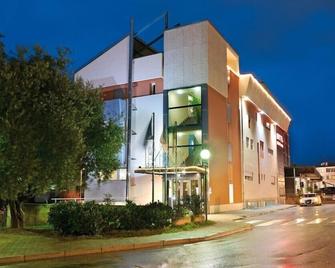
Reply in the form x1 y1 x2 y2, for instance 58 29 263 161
4 204 335 268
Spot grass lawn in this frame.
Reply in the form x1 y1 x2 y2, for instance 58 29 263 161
0 221 216 258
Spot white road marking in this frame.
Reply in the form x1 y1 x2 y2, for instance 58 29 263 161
256 219 285 227
246 220 264 224
281 218 306 226
307 218 328 224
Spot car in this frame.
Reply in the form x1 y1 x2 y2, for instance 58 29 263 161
299 193 322 206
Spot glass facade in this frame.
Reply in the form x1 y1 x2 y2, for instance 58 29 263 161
167 86 203 167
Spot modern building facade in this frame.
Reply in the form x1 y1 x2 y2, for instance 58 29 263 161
75 19 291 212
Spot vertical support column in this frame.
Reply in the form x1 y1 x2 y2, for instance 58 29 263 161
125 17 134 201
152 112 155 203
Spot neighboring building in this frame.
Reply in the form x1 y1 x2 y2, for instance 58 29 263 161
316 162 335 186
284 166 323 202
75 20 291 212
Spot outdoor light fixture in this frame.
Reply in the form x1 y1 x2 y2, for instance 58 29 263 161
200 149 211 160
200 149 210 221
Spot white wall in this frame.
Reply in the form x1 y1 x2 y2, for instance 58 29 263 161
75 37 129 87
75 36 163 87
241 98 279 204
164 21 208 90
129 174 163 205
239 75 291 131
164 21 233 97
84 177 126 202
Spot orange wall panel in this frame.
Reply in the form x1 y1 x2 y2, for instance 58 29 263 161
228 72 242 203
207 86 229 206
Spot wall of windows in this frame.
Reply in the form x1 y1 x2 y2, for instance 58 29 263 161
166 86 204 167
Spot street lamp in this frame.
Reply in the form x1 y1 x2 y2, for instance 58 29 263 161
200 149 210 221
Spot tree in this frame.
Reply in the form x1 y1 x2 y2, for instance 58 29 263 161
0 39 123 228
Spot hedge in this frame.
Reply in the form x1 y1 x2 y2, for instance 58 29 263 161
48 201 173 235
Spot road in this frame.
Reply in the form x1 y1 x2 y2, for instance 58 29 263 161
4 204 335 268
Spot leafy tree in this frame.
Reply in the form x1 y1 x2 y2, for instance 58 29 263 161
0 39 123 228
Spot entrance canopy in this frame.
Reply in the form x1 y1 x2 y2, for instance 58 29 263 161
134 166 205 175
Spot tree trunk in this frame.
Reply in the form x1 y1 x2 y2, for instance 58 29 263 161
8 200 24 229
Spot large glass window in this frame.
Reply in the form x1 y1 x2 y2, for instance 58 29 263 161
168 86 201 108
167 86 203 167
168 130 202 147
168 146 202 167
169 106 201 127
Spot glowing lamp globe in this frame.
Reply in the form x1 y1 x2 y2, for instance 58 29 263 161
200 149 210 160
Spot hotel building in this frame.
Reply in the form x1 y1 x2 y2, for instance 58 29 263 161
75 20 291 212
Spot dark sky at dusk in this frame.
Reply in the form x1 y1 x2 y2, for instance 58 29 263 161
1 0 335 165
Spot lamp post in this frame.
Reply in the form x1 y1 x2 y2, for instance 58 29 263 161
200 149 210 221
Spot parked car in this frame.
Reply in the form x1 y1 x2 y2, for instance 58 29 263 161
299 193 322 206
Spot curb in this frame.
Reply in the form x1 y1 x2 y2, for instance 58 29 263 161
0 225 252 266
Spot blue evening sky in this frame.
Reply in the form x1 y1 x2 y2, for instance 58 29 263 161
1 0 334 165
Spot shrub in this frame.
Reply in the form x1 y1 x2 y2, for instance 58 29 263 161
183 194 203 216
48 201 173 235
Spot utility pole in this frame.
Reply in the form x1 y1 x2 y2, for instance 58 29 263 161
125 17 134 201
151 112 155 203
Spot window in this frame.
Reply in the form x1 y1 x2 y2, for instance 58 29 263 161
246 137 250 148
250 139 254 150
268 148 274 155
259 140 264 158
168 86 202 128
261 173 266 181
265 122 271 130
271 176 276 185
167 86 203 167
168 86 201 108
149 83 156 95
245 175 253 181
248 116 251 128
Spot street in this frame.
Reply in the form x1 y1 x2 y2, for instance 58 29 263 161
4 205 335 268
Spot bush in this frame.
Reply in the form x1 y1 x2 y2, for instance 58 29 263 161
48 201 173 235
48 201 103 235
183 194 204 216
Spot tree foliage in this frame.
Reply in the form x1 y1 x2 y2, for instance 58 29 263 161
0 39 123 227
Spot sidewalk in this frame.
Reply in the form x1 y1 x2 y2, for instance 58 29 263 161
220 204 296 219
0 218 251 266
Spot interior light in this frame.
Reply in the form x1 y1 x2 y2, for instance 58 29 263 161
176 89 184 95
